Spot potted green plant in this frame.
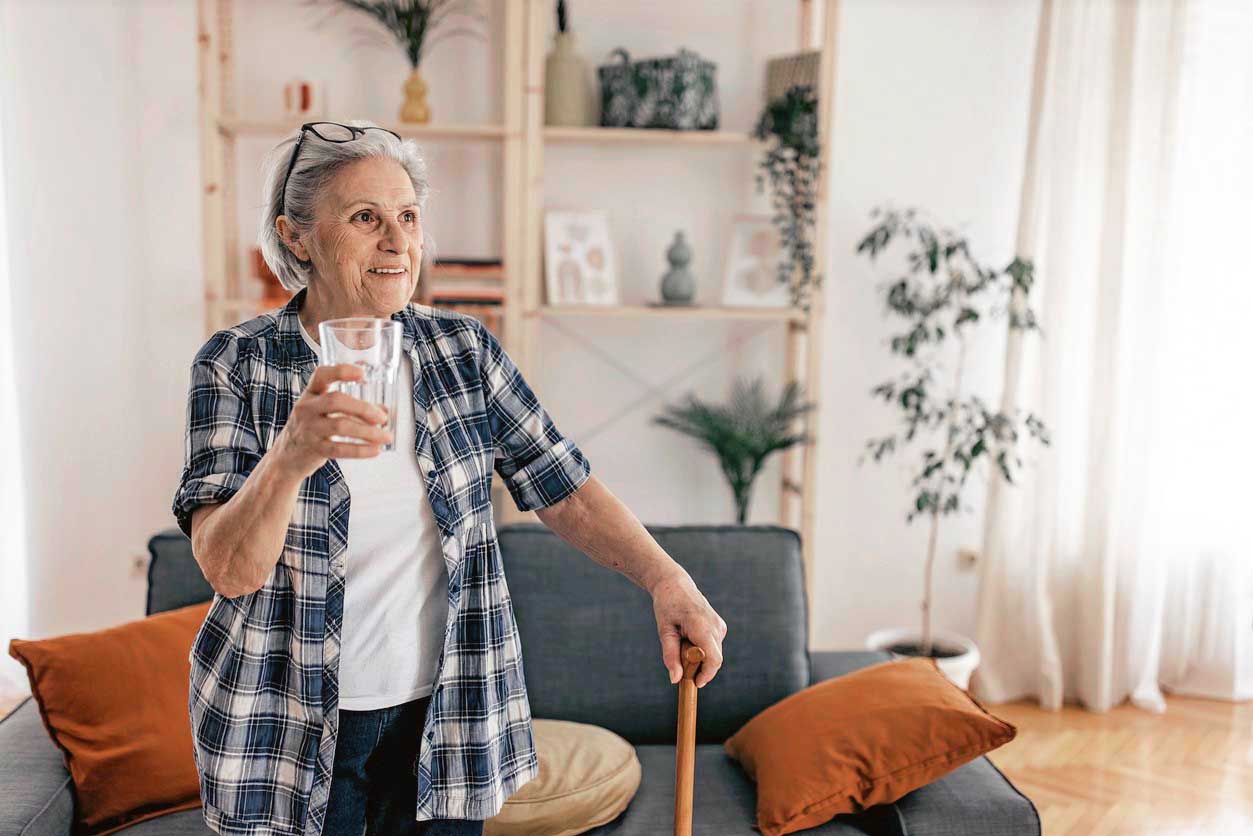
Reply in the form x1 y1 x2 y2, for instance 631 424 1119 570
753 83 821 313
856 207 1050 688
654 377 813 524
318 0 486 123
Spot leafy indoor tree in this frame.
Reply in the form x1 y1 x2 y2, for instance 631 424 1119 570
856 207 1050 658
654 378 814 524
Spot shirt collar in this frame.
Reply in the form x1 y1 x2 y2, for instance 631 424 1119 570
274 286 425 365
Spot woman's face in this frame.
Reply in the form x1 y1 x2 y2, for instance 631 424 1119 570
292 156 423 318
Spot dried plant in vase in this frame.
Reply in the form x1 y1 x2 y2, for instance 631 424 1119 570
654 377 814 524
312 0 487 123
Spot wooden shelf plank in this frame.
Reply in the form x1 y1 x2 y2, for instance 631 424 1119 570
544 126 759 146
219 118 510 142
533 303 804 323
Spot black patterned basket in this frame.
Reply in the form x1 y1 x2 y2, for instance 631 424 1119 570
597 48 720 130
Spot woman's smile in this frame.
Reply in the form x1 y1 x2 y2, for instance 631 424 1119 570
367 266 408 277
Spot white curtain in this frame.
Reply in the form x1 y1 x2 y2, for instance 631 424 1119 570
973 0 1252 713
0 0 32 702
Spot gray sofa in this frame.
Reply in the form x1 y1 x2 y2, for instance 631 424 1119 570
1 524 1038 835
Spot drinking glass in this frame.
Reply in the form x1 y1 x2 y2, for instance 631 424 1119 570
317 317 402 452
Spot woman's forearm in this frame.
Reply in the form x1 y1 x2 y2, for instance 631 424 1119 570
193 451 304 598
535 474 686 594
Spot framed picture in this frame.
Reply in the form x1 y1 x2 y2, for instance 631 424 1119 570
721 214 790 308
544 209 619 305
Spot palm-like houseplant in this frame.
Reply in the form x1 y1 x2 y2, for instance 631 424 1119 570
654 378 813 524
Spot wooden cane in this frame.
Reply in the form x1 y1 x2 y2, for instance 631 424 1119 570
674 639 705 836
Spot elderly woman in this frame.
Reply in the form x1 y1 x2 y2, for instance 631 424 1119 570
172 120 728 836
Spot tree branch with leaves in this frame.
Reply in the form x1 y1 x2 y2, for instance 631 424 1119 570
857 207 1050 657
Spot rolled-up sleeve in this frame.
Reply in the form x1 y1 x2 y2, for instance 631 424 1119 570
171 334 263 538
477 320 591 513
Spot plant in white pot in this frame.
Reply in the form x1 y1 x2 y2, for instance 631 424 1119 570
856 207 1050 689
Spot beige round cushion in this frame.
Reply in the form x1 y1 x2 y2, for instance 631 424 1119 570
485 719 642 836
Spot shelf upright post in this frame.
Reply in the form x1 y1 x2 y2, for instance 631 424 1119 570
798 0 841 634
496 0 550 527
503 0 525 367
780 0 823 537
197 0 231 336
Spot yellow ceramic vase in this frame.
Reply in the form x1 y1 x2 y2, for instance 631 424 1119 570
400 67 431 124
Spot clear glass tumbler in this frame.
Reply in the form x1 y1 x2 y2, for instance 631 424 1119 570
317 317 402 452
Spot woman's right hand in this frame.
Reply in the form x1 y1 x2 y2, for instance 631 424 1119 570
270 363 394 481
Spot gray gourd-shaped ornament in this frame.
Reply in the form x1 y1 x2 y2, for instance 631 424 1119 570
659 230 696 304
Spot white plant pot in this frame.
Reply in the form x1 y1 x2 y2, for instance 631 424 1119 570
865 627 981 690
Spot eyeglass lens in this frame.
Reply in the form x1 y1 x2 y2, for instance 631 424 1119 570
306 122 358 141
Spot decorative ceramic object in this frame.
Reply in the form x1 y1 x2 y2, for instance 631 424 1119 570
401 68 431 124
545 2 594 126
282 79 326 119
659 231 696 304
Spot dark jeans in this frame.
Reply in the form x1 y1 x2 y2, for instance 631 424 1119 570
325 694 484 836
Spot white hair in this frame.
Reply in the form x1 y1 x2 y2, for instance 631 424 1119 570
257 119 436 291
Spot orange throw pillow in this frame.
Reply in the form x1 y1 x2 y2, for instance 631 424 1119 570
8 600 211 835
724 656 1016 836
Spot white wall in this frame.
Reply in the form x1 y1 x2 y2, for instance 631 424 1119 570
1 0 203 645
811 0 1038 648
1 0 1037 658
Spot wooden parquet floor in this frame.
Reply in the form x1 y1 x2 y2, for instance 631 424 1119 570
990 696 1253 835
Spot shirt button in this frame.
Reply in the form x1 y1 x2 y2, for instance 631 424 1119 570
427 470 436 479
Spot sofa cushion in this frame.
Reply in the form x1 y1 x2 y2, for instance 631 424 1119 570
501 524 809 744
7 601 210 835
723 657 1018 836
581 744 891 835
0 696 75 836
486 719 641 836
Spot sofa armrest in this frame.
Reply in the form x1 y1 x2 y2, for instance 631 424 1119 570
809 649 891 686
0 697 75 836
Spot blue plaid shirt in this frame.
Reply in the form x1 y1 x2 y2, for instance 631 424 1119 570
172 287 591 835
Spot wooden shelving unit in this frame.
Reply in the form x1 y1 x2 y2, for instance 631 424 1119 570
218 118 511 142
534 304 807 323
197 0 838 622
543 126 759 146
514 0 838 628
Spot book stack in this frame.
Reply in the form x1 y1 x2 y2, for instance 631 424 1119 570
416 257 505 338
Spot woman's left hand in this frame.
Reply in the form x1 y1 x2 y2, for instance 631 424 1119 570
651 569 727 689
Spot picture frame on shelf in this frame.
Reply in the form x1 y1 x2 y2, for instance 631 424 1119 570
544 209 619 305
721 214 790 308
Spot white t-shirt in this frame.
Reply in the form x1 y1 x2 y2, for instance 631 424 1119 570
298 315 448 711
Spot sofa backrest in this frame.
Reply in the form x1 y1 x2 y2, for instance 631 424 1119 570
146 529 213 615
146 522 811 744
500 523 810 744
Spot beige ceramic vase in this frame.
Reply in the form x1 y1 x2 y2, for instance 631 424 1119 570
544 32 594 126
400 67 431 124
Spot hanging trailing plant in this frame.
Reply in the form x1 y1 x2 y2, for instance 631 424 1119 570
753 83 822 313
